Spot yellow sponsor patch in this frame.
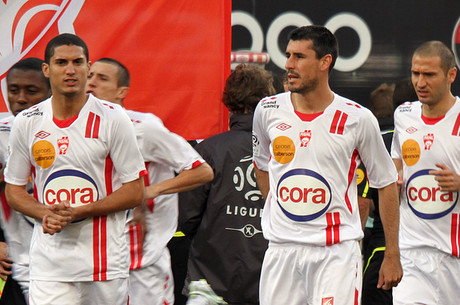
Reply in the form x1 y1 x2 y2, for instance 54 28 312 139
356 168 365 185
32 140 55 169
402 139 420 166
273 136 295 164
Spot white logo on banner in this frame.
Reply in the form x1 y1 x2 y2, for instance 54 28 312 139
0 0 85 111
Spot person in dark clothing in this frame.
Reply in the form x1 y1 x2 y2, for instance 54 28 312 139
180 63 276 305
359 81 417 305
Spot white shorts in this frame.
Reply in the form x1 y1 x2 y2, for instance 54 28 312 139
128 248 174 305
260 240 362 305
393 247 460 305
29 278 128 305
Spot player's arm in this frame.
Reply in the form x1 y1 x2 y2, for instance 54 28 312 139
255 167 269 200
0 242 12 280
70 177 145 221
6 183 72 235
376 181 403 290
144 162 213 200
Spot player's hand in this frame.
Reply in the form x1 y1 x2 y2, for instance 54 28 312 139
429 163 460 192
0 242 12 280
377 252 403 290
128 205 147 248
42 201 73 235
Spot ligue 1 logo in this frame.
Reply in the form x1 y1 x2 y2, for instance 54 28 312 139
453 17 460 68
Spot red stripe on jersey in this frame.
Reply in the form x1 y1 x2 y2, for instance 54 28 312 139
129 225 136 270
192 160 203 169
129 224 143 270
0 192 11 221
93 114 101 139
345 150 360 213
105 156 114 195
333 212 341 243
86 112 95 138
337 112 348 135
326 213 333 245
93 217 100 281
452 214 459 257
452 114 460 136
100 215 108 280
355 288 359 305
330 110 342 134
144 163 154 213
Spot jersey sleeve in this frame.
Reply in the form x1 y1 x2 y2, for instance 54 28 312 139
252 102 270 171
357 110 397 189
107 108 146 183
390 109 402 160
4 116 32 186
137 115 204 172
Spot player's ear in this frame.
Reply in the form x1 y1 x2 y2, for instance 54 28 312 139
42 63 50 78
320 54 332 72
117 87 129 100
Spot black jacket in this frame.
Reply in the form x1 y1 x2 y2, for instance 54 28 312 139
180 113 268 304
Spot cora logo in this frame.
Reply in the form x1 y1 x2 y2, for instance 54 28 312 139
43 169 98 207
277 168 331 221
406 169 458 219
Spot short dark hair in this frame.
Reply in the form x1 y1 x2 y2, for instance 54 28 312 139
223 64 276 114
7 57 50 89
413 40 457 75
96 58 130 87
370 83 395 119
393 77 418 108
44 33 89 64
288 25 338 73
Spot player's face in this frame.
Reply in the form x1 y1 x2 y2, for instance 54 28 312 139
87 61 121 104
411 54 455 106
43 45 90 98
7 69 50 116
285 39 321 94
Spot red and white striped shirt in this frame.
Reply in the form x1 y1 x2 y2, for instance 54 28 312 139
5 94 146 281
253 92 397 246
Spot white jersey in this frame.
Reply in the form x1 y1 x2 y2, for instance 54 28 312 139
4 94 147 282
0 115 33 282
126 110 204 269
391 98 460 257
253 92 397 246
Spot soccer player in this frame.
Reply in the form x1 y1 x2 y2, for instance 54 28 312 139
252 25 402 305
4 34 147 305
0 57 50 303
86 57 213 305
391 40 460 304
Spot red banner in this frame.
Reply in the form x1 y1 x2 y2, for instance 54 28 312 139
0 0 231 140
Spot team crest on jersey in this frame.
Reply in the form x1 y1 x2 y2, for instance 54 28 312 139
299 130 312 147
406 169 458 219
43 169 99 208
277 169 331 221
322 297 334 305
32 140 55 169
423 133 434 150
57 137 69 155
273 136 295 164
402 139 420 166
